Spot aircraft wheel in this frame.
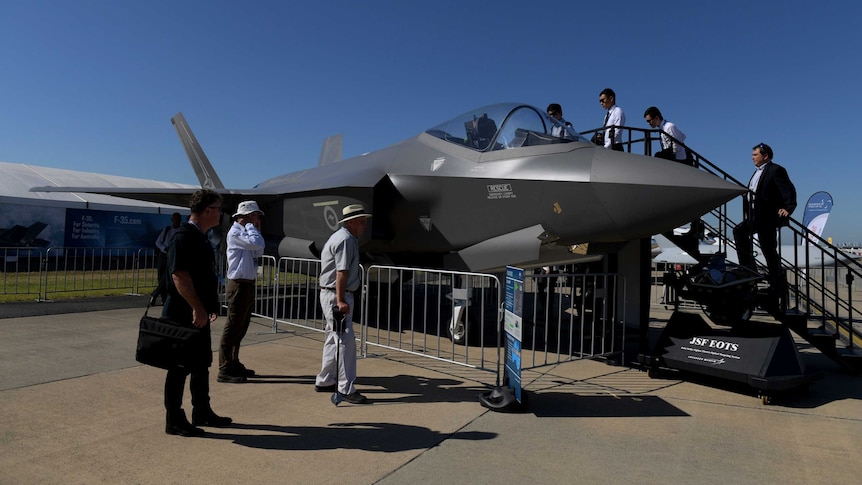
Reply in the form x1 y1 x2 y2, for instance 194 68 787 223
449 312 468 345
647 368 659 379
760 393 771 405
448 308 484 345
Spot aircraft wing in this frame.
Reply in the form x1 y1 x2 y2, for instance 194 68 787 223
30 158 389 211
33 111 388 210
29 186 216 209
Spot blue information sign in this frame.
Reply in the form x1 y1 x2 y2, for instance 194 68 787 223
504 266 524 402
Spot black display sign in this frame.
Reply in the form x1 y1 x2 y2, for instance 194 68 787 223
663 334 779 379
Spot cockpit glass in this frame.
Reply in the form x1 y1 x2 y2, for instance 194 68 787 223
425 103 589 152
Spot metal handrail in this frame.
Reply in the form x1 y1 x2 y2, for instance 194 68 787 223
588 124 860 352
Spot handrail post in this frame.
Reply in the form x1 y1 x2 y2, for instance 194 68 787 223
846 271 854 349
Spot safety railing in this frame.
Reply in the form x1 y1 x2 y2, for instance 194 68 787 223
528 271 626 368
363 265 502 371
0 246 158 301
242 258 626 384
41 247 157 301
254 256 325 334
781 219 862 350
0 247 45 300
134 248 159 296
593 123 862 354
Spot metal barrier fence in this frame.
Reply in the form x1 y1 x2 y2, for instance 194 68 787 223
253 256 326 335
244 258 626 386
41 247 157 301
362 265 503 371
526 271 626 368
0 246 158 301
1 248 626 382
0 247 45 299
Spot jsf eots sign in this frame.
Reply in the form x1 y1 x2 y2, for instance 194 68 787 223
663 334 785 380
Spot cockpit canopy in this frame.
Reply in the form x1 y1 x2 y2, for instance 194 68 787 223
425 103 589 152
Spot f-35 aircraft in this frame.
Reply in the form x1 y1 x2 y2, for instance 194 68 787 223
33 103 744 272
0 222 50 247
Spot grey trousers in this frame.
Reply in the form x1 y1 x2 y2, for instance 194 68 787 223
316 290 357 395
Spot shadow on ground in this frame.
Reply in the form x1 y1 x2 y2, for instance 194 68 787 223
208 422 497 452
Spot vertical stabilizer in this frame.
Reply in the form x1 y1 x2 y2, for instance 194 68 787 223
171 112 225 189
318 134 343 166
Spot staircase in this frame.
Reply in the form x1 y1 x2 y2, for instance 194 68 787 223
581 124 862 373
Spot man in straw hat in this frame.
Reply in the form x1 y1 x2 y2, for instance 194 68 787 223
315 203 372 404
218 200 265 383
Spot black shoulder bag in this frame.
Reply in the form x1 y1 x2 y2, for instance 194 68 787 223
135 304 210 370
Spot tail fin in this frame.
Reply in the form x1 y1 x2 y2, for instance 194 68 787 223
21 222 48 245
318 134 343 166
802 191 833 244
171 112 225 189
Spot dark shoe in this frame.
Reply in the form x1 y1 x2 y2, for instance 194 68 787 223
165 410 205 437
235 362 255 377
191 409 233 427
341 391 369 404
217 372 247 383
165 421 205 437
315 384 336 393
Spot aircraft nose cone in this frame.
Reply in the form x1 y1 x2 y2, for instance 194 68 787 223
578 149 746 241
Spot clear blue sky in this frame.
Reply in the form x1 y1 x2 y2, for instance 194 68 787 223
2 1 861 242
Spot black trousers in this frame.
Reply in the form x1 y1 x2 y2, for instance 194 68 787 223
151 252 168 300
733 219 784 292
164 367 210 413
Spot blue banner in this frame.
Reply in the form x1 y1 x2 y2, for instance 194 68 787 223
64 209 174 248
802 191 833 239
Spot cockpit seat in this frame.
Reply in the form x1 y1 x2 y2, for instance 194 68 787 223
464 114 498 150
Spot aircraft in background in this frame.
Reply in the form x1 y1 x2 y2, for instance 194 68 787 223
0 222 50 247
32 103 743 273
653 191 850 269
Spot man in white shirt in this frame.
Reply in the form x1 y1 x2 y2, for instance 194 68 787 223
547 103 574 138
644 106 688 163
218 201 265 383
599 88 625 151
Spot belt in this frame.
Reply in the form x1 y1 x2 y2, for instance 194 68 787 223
321 287 358 294
231 278 255 284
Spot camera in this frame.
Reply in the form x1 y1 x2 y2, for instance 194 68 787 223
331 305 346 333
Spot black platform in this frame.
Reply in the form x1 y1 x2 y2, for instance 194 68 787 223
641 311 821 404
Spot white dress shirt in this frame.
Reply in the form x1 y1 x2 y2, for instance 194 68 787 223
226 221 265 280
660 120 687 160
604 105 625 148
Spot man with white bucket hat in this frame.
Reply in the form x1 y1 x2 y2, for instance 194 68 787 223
218 200 265 383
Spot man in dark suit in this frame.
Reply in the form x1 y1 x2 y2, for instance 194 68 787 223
733 143 797 302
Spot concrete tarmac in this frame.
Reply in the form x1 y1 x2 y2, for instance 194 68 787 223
1 298 860 484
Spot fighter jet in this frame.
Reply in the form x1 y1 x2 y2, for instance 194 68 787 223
0 222 50 247
32 103 745 272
